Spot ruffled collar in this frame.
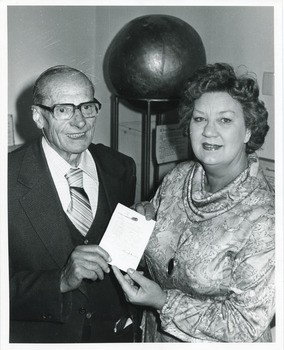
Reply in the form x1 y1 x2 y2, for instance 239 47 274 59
183 153 260 222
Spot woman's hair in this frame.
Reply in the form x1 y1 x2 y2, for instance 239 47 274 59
179 62 269 154
32 65 95 104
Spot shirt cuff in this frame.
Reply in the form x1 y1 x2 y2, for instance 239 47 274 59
157 289 184 328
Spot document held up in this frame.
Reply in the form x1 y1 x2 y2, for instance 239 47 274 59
99 203 156 272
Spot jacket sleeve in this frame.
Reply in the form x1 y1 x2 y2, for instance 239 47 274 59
158 214 275 342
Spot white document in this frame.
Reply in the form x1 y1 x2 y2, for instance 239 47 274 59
99 203 156 272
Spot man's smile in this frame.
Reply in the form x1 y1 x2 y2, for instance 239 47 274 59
66 132 86 139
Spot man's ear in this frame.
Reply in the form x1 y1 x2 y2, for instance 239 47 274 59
32 106 44 129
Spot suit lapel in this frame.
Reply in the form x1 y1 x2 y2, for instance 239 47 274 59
18 140 74 269
89 145 122 214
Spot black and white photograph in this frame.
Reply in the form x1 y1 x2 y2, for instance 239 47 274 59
0 1 283 349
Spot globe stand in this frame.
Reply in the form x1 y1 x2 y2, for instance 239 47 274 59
111 95 179 201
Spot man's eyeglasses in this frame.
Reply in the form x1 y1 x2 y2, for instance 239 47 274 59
34 98 102 121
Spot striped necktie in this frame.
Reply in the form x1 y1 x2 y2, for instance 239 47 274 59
65 168 93 236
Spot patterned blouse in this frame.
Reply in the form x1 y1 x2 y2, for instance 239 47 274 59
142 153 275 342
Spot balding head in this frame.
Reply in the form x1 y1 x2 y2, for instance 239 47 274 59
33 65 95 105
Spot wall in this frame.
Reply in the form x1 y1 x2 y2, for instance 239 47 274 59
94 6 274 158
8 6 275 199
8 6 98 144
93 6 275 199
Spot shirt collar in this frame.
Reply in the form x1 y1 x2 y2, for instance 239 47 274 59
42 137 97 179
78 148 97 180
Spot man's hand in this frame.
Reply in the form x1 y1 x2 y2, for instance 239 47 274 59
60 245 111 293
132 201 155 221
112 266 166 310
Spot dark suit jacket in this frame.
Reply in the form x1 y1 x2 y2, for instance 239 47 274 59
8 138 136 343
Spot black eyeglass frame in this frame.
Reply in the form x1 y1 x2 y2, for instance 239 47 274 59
33 98 102 120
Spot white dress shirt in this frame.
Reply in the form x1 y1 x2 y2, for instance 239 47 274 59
42 137 99 218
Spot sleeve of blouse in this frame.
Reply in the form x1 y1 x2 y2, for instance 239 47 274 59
150 164 181 212
150 174 166 212
158 214 275 342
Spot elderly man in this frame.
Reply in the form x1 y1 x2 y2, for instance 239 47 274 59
8 65 137 343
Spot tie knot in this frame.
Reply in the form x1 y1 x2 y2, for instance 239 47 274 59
65 168 83 188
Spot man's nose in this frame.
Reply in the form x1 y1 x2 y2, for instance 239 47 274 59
70 108 86 128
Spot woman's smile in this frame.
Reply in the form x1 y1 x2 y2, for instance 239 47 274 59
202 142 223 151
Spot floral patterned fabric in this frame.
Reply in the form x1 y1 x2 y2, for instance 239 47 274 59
142 153 275 342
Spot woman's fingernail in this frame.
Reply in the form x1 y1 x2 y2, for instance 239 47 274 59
127 268 135 274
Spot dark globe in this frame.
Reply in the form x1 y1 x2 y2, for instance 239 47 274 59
106 14 206 104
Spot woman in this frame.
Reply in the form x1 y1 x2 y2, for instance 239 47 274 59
112 63 275 342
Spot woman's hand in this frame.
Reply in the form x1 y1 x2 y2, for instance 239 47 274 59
112 266 166 310
131 201 155 221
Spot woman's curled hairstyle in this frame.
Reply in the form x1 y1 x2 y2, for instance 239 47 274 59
179 63 269 154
